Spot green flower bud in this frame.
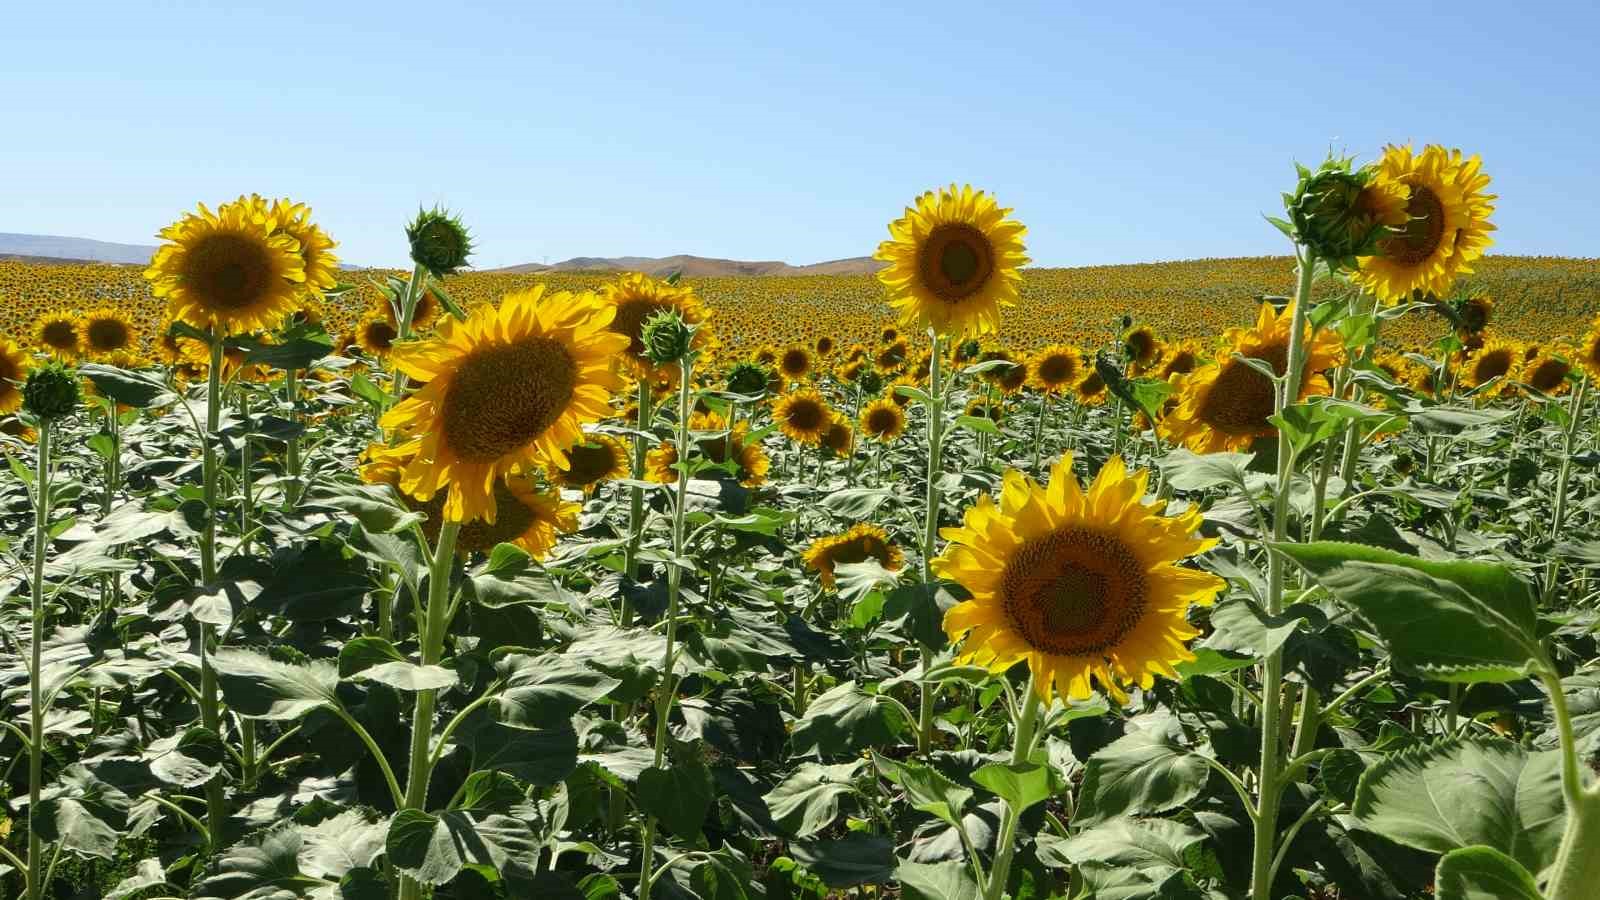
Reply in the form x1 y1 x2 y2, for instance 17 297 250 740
641 309 694 366
1286 155 1393 269
857 368 885 395
23 362 80 422
726 361 769 396
405 207 474 277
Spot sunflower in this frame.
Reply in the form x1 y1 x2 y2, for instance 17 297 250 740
644 440 679 484
823 413 855 456
356 312 399 358
599 272 709 372
257 196 341 295
33 311 82 359
1455 294 1494 335
1158 342 1201 380
1355 144 1496 304
966 397 1004 423
1580 324 1600 382
1522 348 1572 397
450 480 576 558
875 339 909 372
379 285 628 524
559 435 630 492
1462 338 1520 396
874 184 1029 338
860 397 907 443
772 388 831 445
935 455 1223 702
1122 325 1160 368
289 295 326 329
1161 303 1342 454
803 523 904 591
0 338 31 414
777 345 813 382
1030 345 1083 393
79 307 138 358
815 335 835 356
880 326 900 344
1074 370 1107 407
689 411 770 487
145 199 307 335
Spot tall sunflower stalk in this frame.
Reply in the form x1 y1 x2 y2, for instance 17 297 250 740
915 331 946 754
636 311 698 900
197 334 229 848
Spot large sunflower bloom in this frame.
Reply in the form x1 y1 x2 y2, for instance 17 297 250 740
772 388 831 446
1354 144 1496 304
860 397 908 442
1461 338 1520 397
380 285 628 523
79 307 138 359
0 338 32 414
935 455 1223 702
33 312 82 360
804 523 904 591
145 199 307 335
1030 345 1083 393
874 184 1029 339
1161 303 1342 454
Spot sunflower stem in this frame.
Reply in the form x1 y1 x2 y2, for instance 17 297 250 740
397 519 460 900
917 332 946 757
199 333 227 852
622 379 654 626
638 353 695 900
387 262 430 408
982 675 1043 900
283 366 302 508
1544 374 1588 600
25 418 53 900
1250 248 1316 900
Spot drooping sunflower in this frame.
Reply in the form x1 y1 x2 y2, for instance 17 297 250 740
599 272 710 372
772 388 831 445
1522 348 1572 397
875 339 909 372
1161 303 1342 453
1462 338 1520 396
79 307 138 359
379 285 628 524
356 312 400 358
1074 370 1107 407
803 523 904 591
559 435 630 492
0 338 32 414
860 397 908 443
1355 144 1496 304
145 199 307 335
935 455 1223 702
777 345 813 382
1030 345 1083 393
33 311 82 359
874 184 1029 338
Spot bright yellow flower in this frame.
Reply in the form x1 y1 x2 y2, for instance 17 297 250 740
803 523 904 591
1355 144 1496 303
145 199 307 335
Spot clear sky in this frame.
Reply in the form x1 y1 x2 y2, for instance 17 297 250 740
3 1 1595 269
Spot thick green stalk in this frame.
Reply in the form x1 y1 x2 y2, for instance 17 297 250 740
917 333 946 756
26 421 53 900
397 520 461 900
1545 376 1588 598
982 678 1043 900
1544 668 1600 900
1251 252 1316 900
200 336 227 849
387 262 430 407
238 391 253 552
621 378 655 624
638 356 694 900
283 367 302 507
1031 391 1049 474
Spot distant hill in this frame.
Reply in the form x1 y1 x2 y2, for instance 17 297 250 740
493 254 886 277
0 233 156 265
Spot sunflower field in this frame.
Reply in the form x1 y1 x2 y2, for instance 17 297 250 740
1 152 1599 900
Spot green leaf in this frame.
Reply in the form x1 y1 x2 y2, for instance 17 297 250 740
790 681 908 756
895 859 980 900
316 483 423 535
192 823 323 899
78 363 174 409
953 415 1000 436
34 765 129 860
1353 739 1566 875
1433 846 1543 900
468 722 580 786
106 859 168 900
872 753 973 826
385 809 538 886
638 754 714 842
493 652 622 727
1202 598 1316 658
1073 722 1209 826
971 760 1054 813
790 833 895 888
1272 541 1549 683
1039 818 1205 872
765 761 864 838
240 334 333 371
210 647 341 721
149 726 227 788
821 488 895 519
833 559 902 605
298 809 387 879
250 540 371 622
1158 448 1255 492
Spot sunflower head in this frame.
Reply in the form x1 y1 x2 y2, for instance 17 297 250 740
804 524 904 591
260 197 341 293
560 435 630 492
1463 338 1520 396
772 388 831 446
1523 349 1572 397
1121 325 1160 367
875 339 909 372
966 397 1003 423
1074 370 1107 406
23 361 80 422
600 273 710 372
823 413 855 456
1580 324 1600 383
1159 342 1201 380
1454 295 1494 335
380 285 628 524
1286 154 1409 266
1030 345 1083 392
640 308 696 366
406 206 474 277
814 335 835 356
726 361 771 397
146 199 308 336
874 184 1029 338
1355 144 1496 304
935 455 1222 703
777 345 813 381
644 440 679 484
80 307 137 358
357 313 399 358
33 312 82 360
0 339 33 415
861 397 907 442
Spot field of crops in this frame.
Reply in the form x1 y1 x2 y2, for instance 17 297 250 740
2 156 1599 900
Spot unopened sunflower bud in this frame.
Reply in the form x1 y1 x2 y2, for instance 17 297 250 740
726 360 769 396
1287 156 1405 268
641 309 694 366
405 207 474 277
23 362 80 422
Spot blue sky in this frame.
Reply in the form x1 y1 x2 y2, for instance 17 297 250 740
3 1 1595 269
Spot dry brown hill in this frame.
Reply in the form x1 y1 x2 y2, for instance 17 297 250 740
491 254 886 277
